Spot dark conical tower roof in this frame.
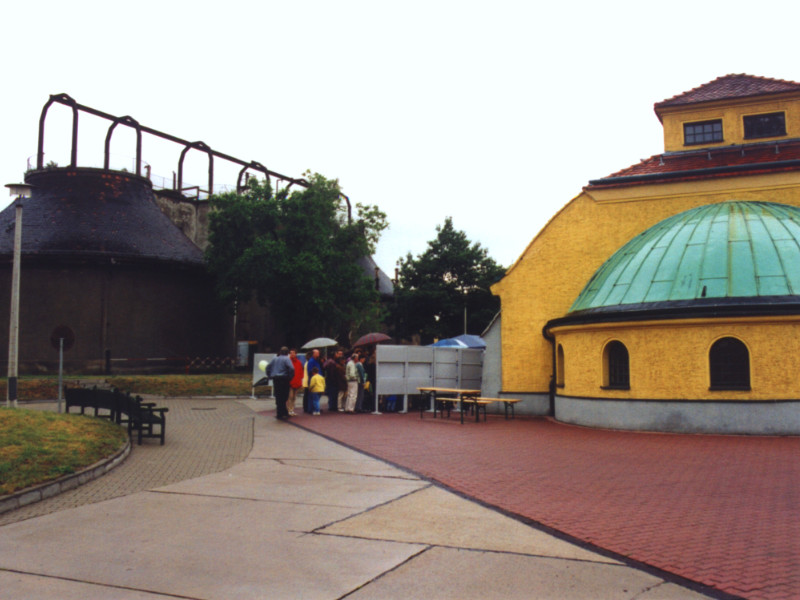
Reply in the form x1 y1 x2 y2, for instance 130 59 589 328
0 168 205 268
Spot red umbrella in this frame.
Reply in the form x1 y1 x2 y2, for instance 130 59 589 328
354 332 391 347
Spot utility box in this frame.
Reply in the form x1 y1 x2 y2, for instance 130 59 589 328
237 341 258 367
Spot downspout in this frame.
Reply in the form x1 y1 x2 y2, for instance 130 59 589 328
542 321 556 416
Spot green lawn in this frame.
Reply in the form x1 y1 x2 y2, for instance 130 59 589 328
0 373 257 402
104 373 255 397
0 408 127 495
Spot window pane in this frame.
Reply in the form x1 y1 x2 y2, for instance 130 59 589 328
744 112 786 139
684 120 723 145
709 337 750 389
607 341 629 388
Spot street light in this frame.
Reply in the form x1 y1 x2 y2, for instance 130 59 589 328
5 182 32 408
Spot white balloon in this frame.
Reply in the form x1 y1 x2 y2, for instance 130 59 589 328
258 360 267 372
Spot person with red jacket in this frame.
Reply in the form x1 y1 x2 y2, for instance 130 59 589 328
287 348 304 417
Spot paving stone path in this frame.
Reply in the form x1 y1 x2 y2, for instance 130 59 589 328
0 398 254 526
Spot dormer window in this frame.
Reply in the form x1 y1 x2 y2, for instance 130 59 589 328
684 119 723 146
743 112 786 139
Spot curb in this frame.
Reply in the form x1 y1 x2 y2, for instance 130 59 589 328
0 439 131 516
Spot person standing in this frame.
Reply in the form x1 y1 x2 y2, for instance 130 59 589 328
288 348 303 417
308 367 326 415
267 347 294 420
336 354 348 411
307 349 322 381
355 354 367 412
304 349 322 414
324 350 341 412
344 351 360 412
365 352 377 412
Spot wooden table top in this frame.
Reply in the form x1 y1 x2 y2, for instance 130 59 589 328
417 387 481 395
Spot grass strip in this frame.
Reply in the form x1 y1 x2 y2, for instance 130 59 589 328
0 373 257 402
105 373 253 397
0 408 127 495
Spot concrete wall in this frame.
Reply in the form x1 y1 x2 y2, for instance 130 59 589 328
152 191 211 250
480 313 502 398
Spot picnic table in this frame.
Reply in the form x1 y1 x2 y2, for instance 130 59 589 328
417 387 522 423
417 387 481 423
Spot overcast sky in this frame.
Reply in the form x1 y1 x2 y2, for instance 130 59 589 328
3 0 800 276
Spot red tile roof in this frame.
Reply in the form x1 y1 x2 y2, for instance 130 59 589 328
655 74 800 109
588 139 800 189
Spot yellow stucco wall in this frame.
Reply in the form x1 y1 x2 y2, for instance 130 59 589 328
491 171 800 394
658 92 800 151
551 316 800 401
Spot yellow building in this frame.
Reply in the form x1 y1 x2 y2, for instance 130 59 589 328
491 74 800 434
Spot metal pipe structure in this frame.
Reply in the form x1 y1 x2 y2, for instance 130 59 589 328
36 94 352 222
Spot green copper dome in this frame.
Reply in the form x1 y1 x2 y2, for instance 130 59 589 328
570 201 800 314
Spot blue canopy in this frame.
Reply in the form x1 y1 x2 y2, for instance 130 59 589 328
430 335 486 349
430 338 468 348
452 334 486 349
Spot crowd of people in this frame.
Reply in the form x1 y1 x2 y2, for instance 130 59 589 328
266 346 378 420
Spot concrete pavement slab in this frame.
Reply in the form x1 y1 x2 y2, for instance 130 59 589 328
159 456 426 509
345 546 713 600
0 478 427 599
321 485 617 563
0 570 178 599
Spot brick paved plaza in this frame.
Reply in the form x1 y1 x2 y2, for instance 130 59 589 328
292 410 800 600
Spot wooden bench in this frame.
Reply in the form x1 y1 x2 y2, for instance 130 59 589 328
472 397 521 419
418 387 482 424
64 385 168 445
114 390 168 446
460 398 494 422
432 397 461 419
65 386 116 421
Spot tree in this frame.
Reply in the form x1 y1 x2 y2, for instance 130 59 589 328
204 174 388 347
392 217 505 344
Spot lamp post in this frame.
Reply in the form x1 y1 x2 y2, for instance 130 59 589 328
5 183 32 408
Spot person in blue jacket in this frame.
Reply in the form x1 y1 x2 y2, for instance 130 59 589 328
267 347 294 420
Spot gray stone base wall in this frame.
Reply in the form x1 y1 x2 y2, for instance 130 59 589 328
555 395 800 435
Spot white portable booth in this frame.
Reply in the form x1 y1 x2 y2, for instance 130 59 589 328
374 345 483 413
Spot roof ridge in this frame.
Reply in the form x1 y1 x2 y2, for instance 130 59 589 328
655 74 800 109
654 73 741 106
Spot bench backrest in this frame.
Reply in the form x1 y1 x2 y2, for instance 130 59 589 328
64 386 98 408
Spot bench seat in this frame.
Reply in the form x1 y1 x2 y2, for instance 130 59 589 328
64 385 168 445
473 397 521 419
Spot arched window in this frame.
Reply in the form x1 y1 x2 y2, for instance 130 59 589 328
556 344 565 387
709 337 750 390
603 340 630 389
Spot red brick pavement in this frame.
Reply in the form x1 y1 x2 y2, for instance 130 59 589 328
282 411 800 600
